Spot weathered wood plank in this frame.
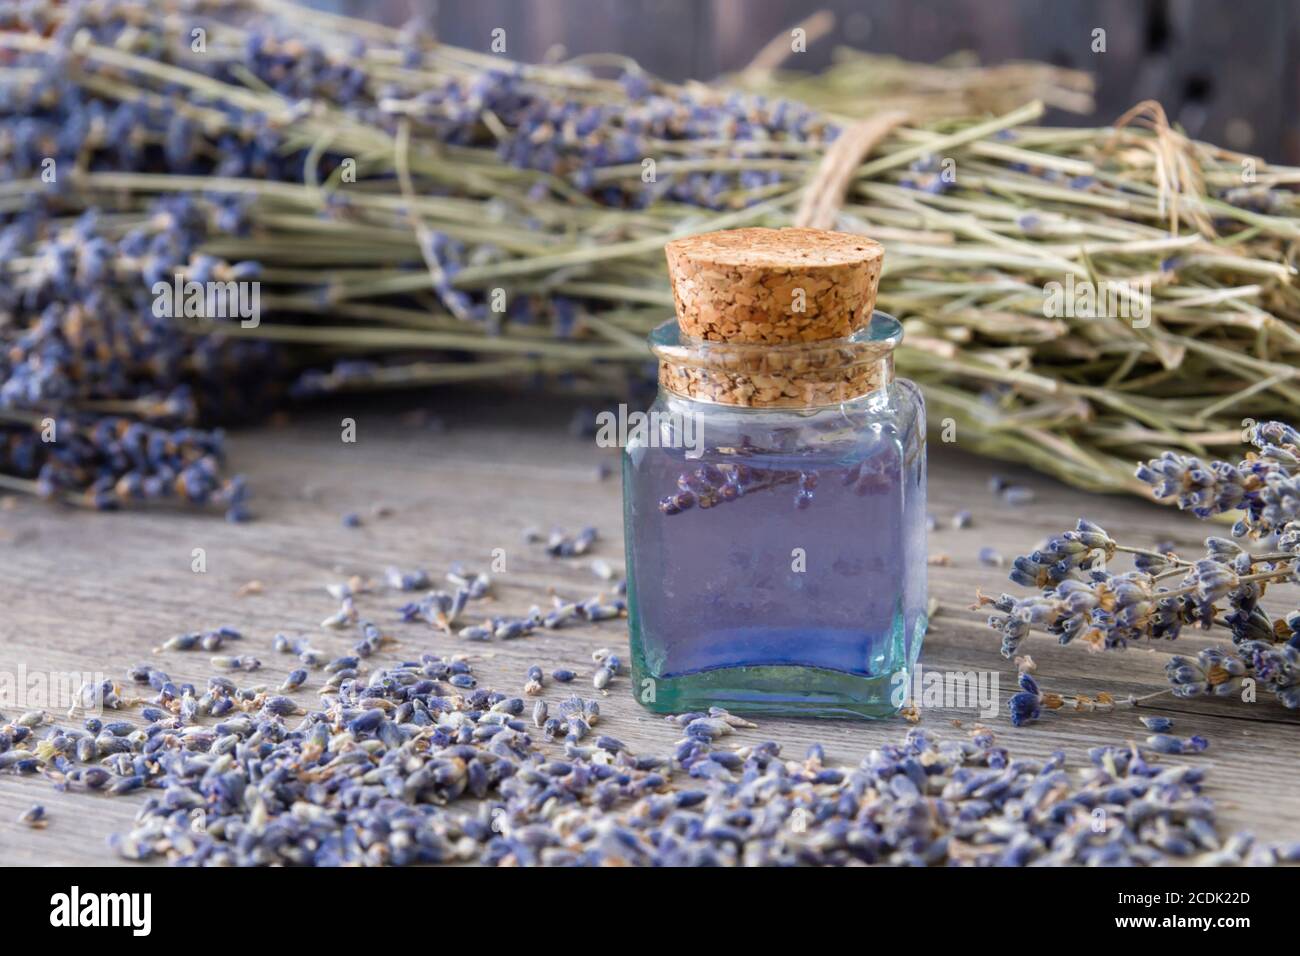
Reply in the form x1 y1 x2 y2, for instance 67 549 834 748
1 392 1297 864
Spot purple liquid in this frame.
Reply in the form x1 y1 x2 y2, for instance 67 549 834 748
624 384 927 683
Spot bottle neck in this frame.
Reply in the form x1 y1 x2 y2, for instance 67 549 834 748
650 312 902 410
657 351 894 408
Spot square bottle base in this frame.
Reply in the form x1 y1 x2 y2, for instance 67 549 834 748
630 617 928 719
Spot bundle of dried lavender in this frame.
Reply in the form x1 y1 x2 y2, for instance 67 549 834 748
981 421 1300 725
3 0 1300 516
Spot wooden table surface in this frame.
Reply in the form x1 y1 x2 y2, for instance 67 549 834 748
2 391 1297 865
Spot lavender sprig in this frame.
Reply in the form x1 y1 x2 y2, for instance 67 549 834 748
1167 641 1300 710
1135 420 1300 544
983 420 1300 721
658 463 820 515
1006 666 1172 727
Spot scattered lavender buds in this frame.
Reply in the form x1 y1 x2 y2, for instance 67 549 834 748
524 666 545 696
542 526 598 557
442 586 625 643
385 567 432 591
29 705 1253 867
279 669 308 692
321 598 360 630
1001 486 1036 506
211 655 261 672
1 476 1294 869
1146 733 1209 755
155 626 242 654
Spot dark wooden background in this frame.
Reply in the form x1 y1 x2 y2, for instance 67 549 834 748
309 0 1300 163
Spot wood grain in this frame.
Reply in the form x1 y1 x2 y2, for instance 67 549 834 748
1 391 1297 865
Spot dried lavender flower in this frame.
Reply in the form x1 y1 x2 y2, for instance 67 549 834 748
982 421 1300 725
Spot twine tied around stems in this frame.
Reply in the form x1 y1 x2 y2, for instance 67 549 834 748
794 110 910 230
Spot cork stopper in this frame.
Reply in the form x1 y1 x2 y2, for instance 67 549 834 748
664 227 884 344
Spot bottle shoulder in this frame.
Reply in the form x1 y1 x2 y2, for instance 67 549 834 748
627 382 924 456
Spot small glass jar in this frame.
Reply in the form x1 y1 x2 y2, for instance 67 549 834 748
623 231 927 718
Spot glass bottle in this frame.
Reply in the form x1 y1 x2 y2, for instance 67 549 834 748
623 228 927 717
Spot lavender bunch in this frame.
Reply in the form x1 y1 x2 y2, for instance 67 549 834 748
6 0 1300 519
0 0 836 514
1 412 249 517
0 196 276 517
982 420 1300 725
